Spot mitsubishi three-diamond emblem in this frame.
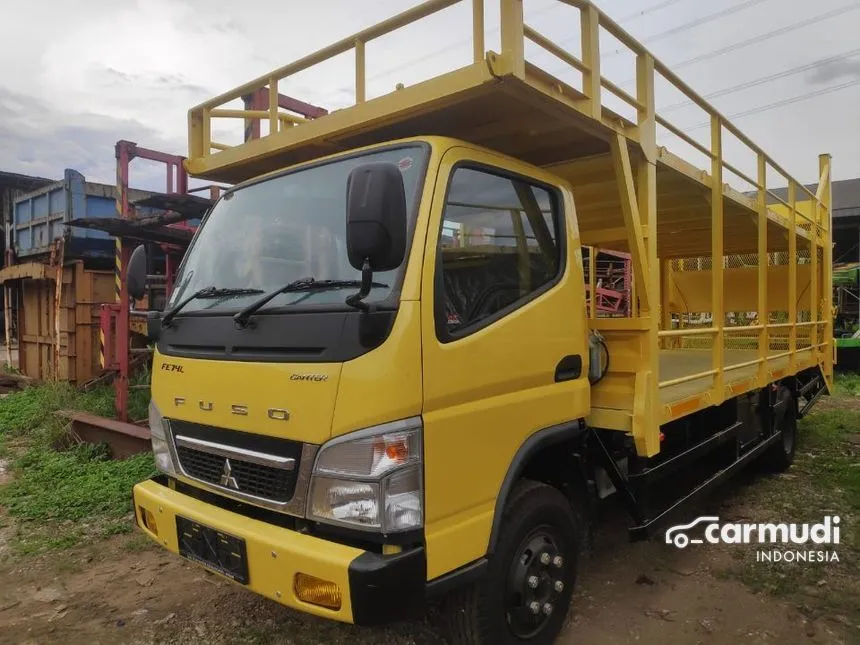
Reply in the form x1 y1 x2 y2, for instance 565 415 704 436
219 458 240 490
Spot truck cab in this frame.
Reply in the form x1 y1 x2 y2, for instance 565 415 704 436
134 136 591 635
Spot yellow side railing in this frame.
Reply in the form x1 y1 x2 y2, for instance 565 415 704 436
187 0 831 244
188 0 467 158
186 0 834 433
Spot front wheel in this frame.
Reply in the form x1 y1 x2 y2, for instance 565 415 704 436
443 480 583 645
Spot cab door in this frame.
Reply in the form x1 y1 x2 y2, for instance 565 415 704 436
421 145 591 579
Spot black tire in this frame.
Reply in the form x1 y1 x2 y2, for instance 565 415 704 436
760 386 797 472
443 480 583 645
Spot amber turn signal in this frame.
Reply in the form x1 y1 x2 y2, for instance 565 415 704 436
139 506 159 536
294 573 342 610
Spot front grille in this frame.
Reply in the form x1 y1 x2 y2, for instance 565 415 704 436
168 420 302 503
176 446 297 501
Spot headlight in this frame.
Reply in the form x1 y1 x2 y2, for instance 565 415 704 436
307 417 422 533
148 401 176 476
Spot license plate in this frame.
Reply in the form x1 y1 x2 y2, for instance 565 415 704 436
176 516 249 584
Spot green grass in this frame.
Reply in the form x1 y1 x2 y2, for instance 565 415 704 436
834 371 860 397
719 377 860 636
0 444 154 522
0 381 149 437
0 378 155 556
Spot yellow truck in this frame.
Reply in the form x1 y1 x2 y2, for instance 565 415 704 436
128 1 833 643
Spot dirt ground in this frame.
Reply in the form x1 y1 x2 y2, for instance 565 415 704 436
0 487 852 645
0 390 856 644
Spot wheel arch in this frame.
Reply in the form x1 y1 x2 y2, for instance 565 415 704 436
486 419 590 555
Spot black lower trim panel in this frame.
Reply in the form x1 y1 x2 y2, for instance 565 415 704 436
629 430 782 541
348 548 426 626
425 558 488 597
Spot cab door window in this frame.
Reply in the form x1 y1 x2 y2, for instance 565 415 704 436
437 166 563 339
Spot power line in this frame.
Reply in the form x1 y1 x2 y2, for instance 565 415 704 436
660 47 860 113
545 0 771 80
681 77 860 131
719 78 860 120
326 0 859 115
613 0 690 24
611 3 860 90
365 1 559 84
625 0 771 49
555 0 770 58
366 0 691 84
670 3 859 73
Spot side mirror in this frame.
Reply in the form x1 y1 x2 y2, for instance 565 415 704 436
127 244 147 301
346 162 407 271
146 310 161 342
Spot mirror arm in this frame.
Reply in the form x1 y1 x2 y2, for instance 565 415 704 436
345 259 373 312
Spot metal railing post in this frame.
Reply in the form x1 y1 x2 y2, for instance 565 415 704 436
756 154 768 384
581 3 601 119
710 116 724 401
269 78 279 135
499 0 525 76
472 0 485 63
355 39 366 103
788 182 798 373
819 154 834 382
809 181 819 355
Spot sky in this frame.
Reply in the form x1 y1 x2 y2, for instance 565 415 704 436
1 0 859 192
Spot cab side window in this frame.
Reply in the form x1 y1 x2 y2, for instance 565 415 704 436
437 167 563 338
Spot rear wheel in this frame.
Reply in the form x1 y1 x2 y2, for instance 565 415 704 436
443 480 583 645
760 386 797 472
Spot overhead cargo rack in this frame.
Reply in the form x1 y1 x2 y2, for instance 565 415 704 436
180 0 832 457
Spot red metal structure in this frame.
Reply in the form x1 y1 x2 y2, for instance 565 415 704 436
112 141 189 421
242 89 328 141
71 90 327 453
584 249 632 317
67 141 212 452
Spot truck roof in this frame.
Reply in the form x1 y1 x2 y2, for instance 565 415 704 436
183 0 828 259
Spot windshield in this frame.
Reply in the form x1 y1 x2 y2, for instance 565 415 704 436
168 145 427 313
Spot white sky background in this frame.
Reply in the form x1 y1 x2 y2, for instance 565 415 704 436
0 0 858 191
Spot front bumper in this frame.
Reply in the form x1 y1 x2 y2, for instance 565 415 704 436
133 477 426 625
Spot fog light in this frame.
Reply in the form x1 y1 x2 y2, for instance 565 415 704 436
139 506 158 536
294 573 342 610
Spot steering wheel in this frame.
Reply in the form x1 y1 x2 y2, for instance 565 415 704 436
465 283 522 323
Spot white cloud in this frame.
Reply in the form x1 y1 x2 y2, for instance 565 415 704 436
1 0 858 186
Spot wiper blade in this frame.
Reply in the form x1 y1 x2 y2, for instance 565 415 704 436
162 286 264 327
234 277 388 326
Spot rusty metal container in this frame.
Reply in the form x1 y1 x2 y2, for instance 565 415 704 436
10 169 155 260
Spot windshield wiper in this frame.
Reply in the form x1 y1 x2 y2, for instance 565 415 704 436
233 277 389 327
161 286 264 327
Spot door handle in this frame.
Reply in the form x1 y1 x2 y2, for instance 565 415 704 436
554 355 582 382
